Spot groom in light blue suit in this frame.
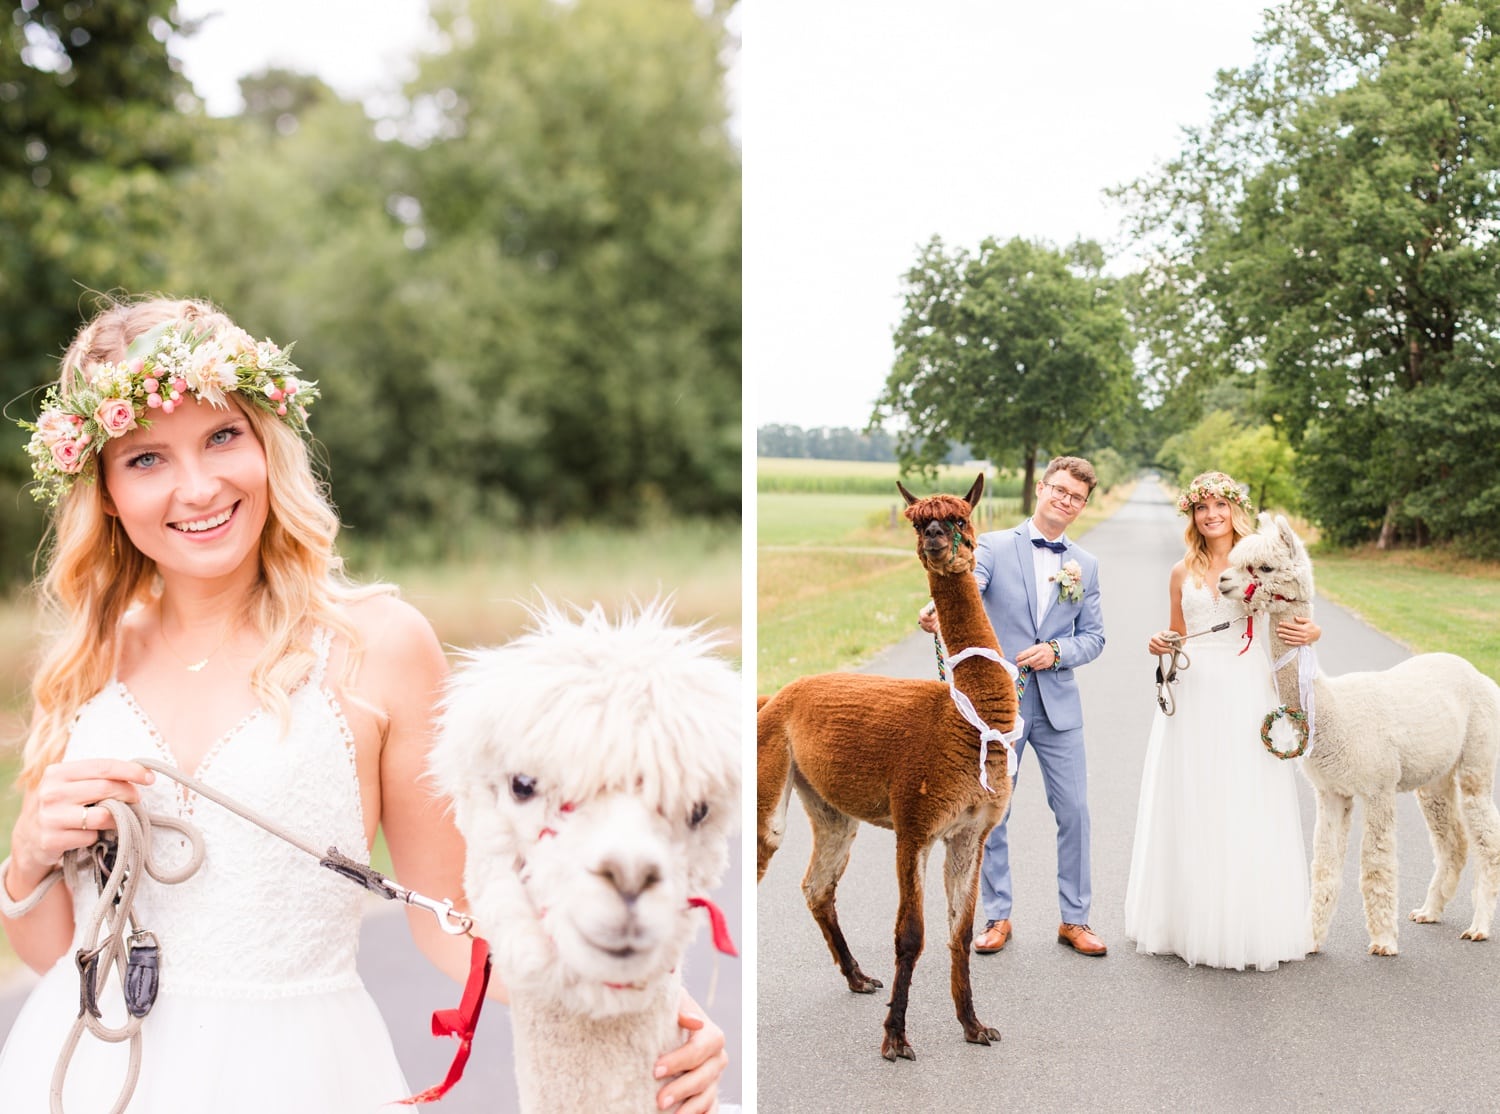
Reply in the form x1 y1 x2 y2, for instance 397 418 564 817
925 456 1107 956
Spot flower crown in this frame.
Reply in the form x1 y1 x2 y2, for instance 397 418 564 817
20 320 317 506
1176 473 1254 516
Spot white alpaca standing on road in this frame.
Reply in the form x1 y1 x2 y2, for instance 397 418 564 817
1219 515 1500 955
429 600 741 1112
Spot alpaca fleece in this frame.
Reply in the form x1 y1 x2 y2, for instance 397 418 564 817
431 600 740 1112
758 474 1017 1061
1220 515 1500 955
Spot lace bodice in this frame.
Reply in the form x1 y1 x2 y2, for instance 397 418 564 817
1180 576 1250 647
62 629 369 998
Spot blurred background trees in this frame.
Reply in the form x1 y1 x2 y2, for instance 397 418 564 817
1 0 741 583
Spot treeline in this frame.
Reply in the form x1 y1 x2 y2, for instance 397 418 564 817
0 0 741 585
758 423 973 464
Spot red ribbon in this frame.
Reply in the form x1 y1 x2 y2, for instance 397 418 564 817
1239 581 1257 656
397 935 492 1105
688 896 738 957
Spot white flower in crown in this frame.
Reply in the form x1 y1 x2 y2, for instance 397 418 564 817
1050 559 1084 604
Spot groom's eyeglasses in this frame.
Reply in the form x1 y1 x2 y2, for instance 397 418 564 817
1041 482 1089 508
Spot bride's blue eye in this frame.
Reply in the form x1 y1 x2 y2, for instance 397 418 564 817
126 452 159 470
209 425 242 446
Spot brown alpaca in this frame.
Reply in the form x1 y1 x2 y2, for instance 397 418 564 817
757 474 1018 1061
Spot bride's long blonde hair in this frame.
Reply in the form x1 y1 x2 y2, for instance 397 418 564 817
20 296 390 788
1180 470 1257 588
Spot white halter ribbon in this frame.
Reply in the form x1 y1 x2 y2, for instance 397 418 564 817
941 646 1026 792
1271 643 1318 750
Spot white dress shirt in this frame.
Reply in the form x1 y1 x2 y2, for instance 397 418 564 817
1027 519 1067 626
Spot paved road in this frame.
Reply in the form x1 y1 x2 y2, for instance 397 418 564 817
0 841 742 1112
758 481 1500 1113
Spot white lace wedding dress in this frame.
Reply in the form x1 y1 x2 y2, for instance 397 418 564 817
0 630 411 1112
1124 579 1314 971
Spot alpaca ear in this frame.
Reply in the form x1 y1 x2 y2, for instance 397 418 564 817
1276 515 1299 550
898 480 917 506
964 473 984 510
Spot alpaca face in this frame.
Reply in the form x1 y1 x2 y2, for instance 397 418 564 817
900 473 984 577
430 600 741 1014
1218 513 1315 617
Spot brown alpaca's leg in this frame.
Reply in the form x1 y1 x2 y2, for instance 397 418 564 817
942 825 999 1046
881 835 928 1062
1410 770 1466 924
797 776 883 995
756 707 793 882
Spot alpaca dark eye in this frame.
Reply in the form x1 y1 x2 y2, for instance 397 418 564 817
510 774 538 802
688 801 709 828
1259 565 1273 573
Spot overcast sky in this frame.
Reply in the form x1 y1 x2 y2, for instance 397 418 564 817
743 0 1273 431
171 0 435 116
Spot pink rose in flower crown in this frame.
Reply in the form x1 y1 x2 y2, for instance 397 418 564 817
93 398 139 437
49 436 88 474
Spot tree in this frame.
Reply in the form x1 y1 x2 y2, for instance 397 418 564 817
0 0 203 582
872 236 1135 514
1120 0 1500 551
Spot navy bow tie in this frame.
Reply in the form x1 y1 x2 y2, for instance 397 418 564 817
1031 537 1067 554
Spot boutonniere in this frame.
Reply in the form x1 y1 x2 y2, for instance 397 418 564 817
1050 560 1083 604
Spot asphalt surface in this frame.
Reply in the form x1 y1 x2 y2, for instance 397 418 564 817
757 481 1500 1113
0 829 742 1112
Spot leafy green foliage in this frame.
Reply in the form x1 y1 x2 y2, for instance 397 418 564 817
1121 0 1500 551
872 236 1135 512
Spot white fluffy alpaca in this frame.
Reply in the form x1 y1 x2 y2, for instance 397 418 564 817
1219 514 1500 955
429 600 741 1112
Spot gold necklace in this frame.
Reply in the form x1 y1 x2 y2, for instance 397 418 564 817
159 611 237 673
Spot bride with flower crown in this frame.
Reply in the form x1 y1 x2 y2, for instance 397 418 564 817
1124 471 1320 971
0 297 728 1112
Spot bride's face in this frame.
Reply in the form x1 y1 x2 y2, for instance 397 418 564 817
100 397 269 587
1193 496 1234 541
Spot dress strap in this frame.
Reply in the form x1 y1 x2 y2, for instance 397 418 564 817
308 626 334 684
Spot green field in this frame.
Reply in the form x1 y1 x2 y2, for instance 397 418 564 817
757 457 1021 497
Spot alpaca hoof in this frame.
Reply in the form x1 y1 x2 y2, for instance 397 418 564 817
1368 940 1398 956
1409 908 1440 924
1460 928 1489 941
846 970 883 994
881 1034 916 1061
964 1024 1001 1046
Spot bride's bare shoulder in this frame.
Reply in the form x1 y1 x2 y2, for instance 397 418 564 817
340 594 446 681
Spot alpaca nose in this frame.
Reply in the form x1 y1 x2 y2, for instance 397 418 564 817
595 855 663 905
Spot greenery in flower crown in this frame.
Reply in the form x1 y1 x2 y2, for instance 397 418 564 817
18 320 317 506
1176 472 1255 517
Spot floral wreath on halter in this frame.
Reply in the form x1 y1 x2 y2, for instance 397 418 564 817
19 319 317 506
1175 472 1255 517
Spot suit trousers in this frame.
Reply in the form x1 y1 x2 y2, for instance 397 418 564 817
978 682 1092 924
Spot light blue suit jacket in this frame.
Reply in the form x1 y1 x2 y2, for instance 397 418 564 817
972 522 1105 732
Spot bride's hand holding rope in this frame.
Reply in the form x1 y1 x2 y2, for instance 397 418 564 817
1 758 156 972
6 759 157 885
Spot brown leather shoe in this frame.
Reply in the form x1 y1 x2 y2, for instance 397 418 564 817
1057 922 1107 956
973 919 1012 954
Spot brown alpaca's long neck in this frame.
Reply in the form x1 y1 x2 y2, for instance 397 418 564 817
930 567 1014 724
930 568 999 657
